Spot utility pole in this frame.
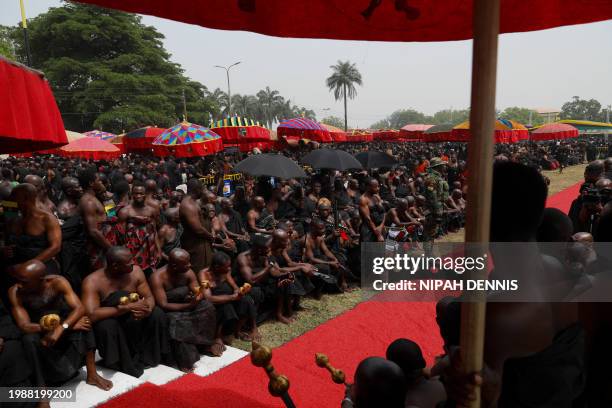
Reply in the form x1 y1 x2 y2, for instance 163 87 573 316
215 61 241 117
19 0 32 66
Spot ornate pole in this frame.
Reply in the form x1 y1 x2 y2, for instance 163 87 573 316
251 342 296 408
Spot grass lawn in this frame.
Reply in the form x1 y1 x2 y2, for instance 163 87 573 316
232 163 586 352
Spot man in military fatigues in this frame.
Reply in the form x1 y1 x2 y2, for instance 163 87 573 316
422 158 449 257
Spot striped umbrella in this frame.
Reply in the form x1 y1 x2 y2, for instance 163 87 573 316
152 121 223 158
277 118 332 143
84 129 117 141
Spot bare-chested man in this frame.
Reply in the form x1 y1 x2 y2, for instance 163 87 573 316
305 219 346 292
247 196 275 235
3 184 61 275
386 197 422 242
359 179 386 242
150 249 216 369
219 198 250 253
199 251 252 350
144 179 162 220
78 168 116 270
180 179 214 271
82 246 169 378
9 260 112 400
118 183 160 278
158 207 183 262
23 174 57 215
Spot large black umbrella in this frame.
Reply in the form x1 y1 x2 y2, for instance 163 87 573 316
354 151 397 169
233 153 306 179
301 148 362 171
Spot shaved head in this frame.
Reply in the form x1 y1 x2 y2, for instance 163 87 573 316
10 183 37 207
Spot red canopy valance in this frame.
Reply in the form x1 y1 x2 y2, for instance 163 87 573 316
0 57 67 154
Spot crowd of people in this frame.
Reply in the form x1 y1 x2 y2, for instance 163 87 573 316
0 136 610 407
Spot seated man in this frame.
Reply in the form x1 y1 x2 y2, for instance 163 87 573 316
218 198 250 254
158 207 184 263
8 260 112 395
247 196 276 235
305 219 346 292
82 246 170 378
386 198 422 243
149 248 216 370
199 252 253 348
236 234 286 336
1 297 36 408
270 229 315 321
386 338 446 408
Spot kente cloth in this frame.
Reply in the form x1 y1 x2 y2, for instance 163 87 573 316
87 216 121 270
22 295 94 387
499 323 585 408
164 286 215 369
181 214 213 272
94 290 170 378
59 214 89 291
124 217 161 271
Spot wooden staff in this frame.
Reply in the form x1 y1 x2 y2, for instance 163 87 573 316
461 0 500 406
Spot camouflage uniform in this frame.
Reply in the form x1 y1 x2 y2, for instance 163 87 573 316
423 158 449 255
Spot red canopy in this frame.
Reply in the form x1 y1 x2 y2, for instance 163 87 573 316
531 123 579 141
58 137 121 160
75 1 611 43
399 124 433 142
277 118 332 143
373 129 401 141
321 124 348 143
0 57 67 154
123 126 165 152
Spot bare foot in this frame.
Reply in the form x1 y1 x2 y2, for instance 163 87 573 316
87 372 113 391
222 334 234 346
179 366 195 373
277 314 293 325
251 329 262 342
237 331 253 341
210 342 225 357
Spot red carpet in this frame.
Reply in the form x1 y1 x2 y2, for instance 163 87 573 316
546 182 581 214
101 183 581 408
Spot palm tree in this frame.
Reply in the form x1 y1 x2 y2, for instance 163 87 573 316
232 94 257 117
208 88 229 119
326 60 362 131
256 86 284 128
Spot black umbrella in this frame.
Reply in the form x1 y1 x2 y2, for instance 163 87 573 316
233 153 306 179
354 151 398 169
301 148 362 171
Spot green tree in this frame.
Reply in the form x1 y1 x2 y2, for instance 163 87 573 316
0 26 15 60
321 116 345 129
326 60 362 131
499 107 543 126
256 86 284 128
430 109 470 125
560 96 603 121
7 3 218 133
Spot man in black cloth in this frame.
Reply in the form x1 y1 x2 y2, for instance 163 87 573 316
0 297 36 408
219 197 250 253
57 177 88 291
149 248 216 370
199 251 252 350
82 246 170 378
305 219 346 292
445 162 585 407
8 260 112 397
247 196 276 235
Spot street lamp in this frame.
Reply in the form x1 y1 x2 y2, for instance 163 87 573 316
214 61 241 117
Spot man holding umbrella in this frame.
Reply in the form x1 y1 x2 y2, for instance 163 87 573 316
423 158 449 256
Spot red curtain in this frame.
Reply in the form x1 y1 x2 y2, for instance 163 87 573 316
0 57 67 153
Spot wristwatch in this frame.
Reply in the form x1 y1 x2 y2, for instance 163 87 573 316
61 322 69 330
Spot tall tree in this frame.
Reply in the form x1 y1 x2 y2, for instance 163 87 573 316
326 60 362 131
0 26 15 59
560 96 603 121
256 86 283 128
499 107 543 126
6 3 217 133
429 109 470 125
321 116 345 129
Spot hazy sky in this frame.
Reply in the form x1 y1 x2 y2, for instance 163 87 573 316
2 1 611 127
